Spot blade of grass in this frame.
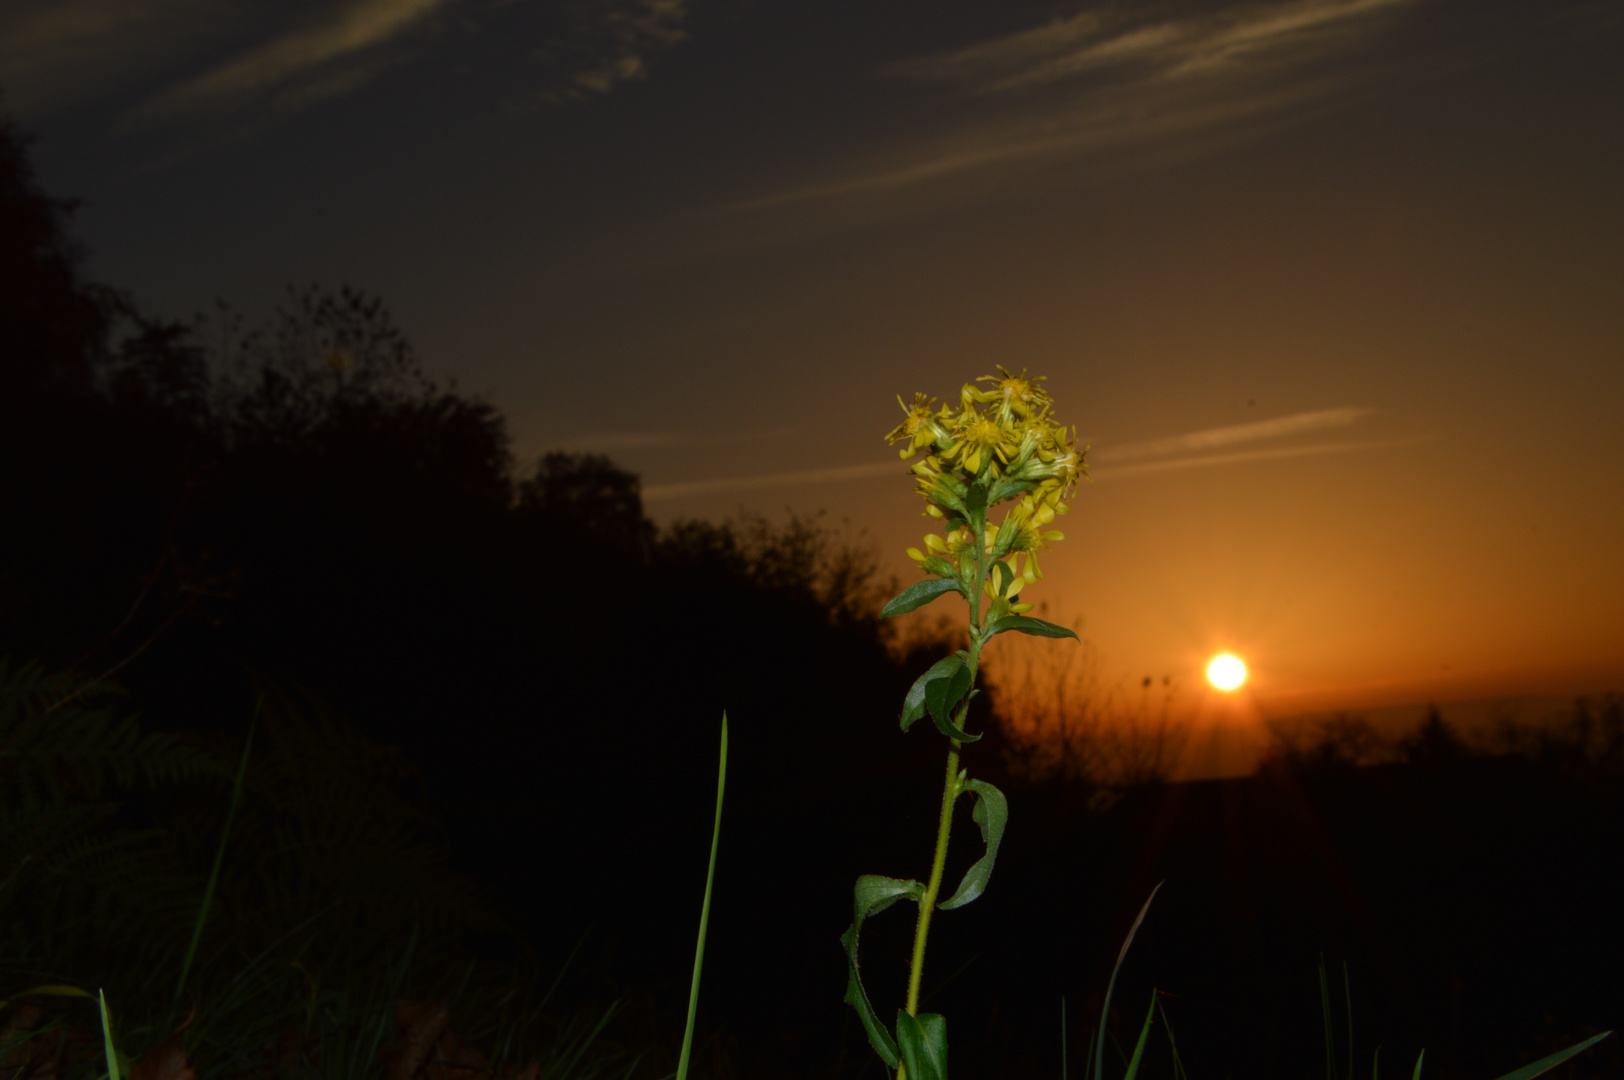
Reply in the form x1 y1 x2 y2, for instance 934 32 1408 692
1373 1045 1381 1080
0 985 94 1010
1320 954 1337 1080
555 999 621 1078
675 713 727 1080
1344 961 1354 1080
374 924 419 1071
1154 992 1188 1080
1121 991 1158 1080
1487 1031 1612 1080
1412 1048 1425 1080
168 702 260 1029
97 990 122 1080
1097 882 1163 1080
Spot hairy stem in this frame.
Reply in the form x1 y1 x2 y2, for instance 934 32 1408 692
897 515 989 1080
905 742 962 1019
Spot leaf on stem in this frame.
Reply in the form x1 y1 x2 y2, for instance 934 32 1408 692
925 663 979 742
965 480 990 521
901 656 967 733
881 578 963 618
896 1011 949 1080
937 780 1007 910
985 615 1078 640
929 706 981 744
840 875 925 1068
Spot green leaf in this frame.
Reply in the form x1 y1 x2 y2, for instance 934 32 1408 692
1122 991 1158 1080
853 874 926 922
925 662 972 726
840 876 925 1069
965 479 990 521
938 780 1007 909
881 578 963 618
987 474 1036 506
902 656 966 732
841 948 897 1068
985 615 1079 640
929 705 982 744
1411 1050 1424 1080
1487 1032 1611 1080
896 1011 949 1080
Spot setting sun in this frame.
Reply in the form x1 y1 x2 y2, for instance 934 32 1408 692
1207 653 1248 692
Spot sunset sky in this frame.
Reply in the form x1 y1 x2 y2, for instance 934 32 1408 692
6 0 1622 731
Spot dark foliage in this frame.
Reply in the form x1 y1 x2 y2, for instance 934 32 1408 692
0 104 959 1065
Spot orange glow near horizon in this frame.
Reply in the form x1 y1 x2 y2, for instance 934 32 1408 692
1207 653 1248 692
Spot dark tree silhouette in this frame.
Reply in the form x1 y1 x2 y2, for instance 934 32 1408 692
1402 703 1469 767
0 106 116 403
516 451 652 557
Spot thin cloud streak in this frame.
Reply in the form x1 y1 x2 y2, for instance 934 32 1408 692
133 0 450 120
1090 435 1431 481
548 426 798 453
889 0 1412 94
642 410 1405 503
0 0 230 116
735 0 1418 215
643 462 899 503
1093 407 1372 463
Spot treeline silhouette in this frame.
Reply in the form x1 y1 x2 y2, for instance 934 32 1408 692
5 104 1620 1078
0 101 981 1026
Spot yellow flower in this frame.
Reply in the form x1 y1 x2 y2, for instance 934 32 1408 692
889 370 1080 582
909 455 970 520
943 410 1018 476
1003 498 1065 580
886 394 951 459
984 556 1027 599
973 366 1050 421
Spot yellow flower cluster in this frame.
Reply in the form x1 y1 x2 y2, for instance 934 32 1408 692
885 368 1085 606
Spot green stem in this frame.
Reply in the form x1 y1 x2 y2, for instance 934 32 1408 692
904 742 963 1020
897 506 991 1080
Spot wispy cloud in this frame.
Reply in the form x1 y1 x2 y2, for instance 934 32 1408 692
641 407 1397 503
643 462 898 503
133 0 450 120
535 0 692 101
738 0 1418 213
1 0 694 123
889 0 1411 94
1092 407 1372 464
1091 435 1429 481
543 426 798 454
0 0 232 116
